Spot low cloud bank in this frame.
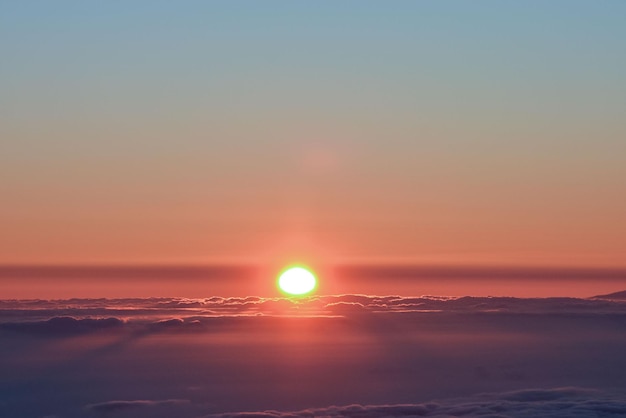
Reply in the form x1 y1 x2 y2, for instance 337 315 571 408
2 294 625 318
1 294 625 336
0 316 124 335
206 387 626 418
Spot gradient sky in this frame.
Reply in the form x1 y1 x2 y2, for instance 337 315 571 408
2 1 625 267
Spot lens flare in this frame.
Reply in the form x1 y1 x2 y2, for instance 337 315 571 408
278 266 317 296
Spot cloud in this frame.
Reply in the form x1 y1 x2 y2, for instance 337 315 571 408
85 399 190 413
593 290 626 300
334 264 626 281
0 294 624 337
151 318 185 327
498 387 595 401
1 295 624 417
324 302 369 314
204 387 626 418
2 293 624 316
0 265 255 280
0 316 124 335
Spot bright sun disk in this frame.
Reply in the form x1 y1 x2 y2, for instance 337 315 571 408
278 267 317 296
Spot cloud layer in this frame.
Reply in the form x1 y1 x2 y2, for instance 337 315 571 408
1 295 625 418
206 388 626 418
2 294 625 323
1 294 624 337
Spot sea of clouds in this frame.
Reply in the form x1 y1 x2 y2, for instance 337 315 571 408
75 387 626 418
2 293 626 329
206 388 626 418
1 294 625 417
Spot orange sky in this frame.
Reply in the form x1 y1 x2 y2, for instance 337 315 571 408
1 2 625 268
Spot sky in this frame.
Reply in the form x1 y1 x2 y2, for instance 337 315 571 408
2 1 626 268
2 4 626 416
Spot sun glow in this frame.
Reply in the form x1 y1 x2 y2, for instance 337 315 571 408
278 266 317 296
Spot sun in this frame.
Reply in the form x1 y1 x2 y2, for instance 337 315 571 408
277 266 317 296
